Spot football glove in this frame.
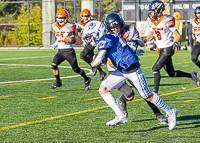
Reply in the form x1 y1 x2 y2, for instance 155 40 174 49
173 42 181 50
135 49 145 56
50 44 56 50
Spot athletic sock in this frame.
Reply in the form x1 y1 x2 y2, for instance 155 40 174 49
146 100 161 115
176 70 192 78
101 92 124 117
80 70 89 81
55 74 61 83
153 72 161 93
150 93 172 115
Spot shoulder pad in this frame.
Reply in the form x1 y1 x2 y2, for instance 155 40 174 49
163 14 175 27
65 22 76 31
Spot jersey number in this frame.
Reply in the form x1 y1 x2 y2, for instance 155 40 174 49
155 31 162 40
56 33 64 42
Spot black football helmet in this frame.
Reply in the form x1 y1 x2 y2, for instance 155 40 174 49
194 6 200 19
148 0 165 19
104 13 124 32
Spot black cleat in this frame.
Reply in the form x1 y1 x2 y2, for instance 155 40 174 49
85 77 91 90
92 67 97 76
50 81 62 89
99 71 107 81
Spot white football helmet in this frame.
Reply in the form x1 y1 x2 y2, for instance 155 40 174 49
83 20 106 46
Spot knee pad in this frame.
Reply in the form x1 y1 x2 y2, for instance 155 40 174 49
72 67 80 73
51 64 58 70
124 90 134 101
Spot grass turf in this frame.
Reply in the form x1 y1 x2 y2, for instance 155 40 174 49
0 49 199 142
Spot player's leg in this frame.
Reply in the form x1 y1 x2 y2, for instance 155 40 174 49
152 47 174 93
63 49 91 90
80 43 99 77
99 70 128 126
189 35 194 48
115 81 134 117
88 48 107 80
191 42 200 69
163 54 199 87
126 66 178 130
50 52 65 89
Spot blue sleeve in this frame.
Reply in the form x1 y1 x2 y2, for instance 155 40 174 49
96 36 114 51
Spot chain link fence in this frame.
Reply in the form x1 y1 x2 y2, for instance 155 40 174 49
0 0 199 47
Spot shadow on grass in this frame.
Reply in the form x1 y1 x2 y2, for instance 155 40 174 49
133 115 200 132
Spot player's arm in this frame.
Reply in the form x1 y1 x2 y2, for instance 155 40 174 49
146 31 154 41
91 50 106 67
173 30 180 42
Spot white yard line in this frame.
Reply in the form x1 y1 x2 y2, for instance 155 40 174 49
0 64 92 84
0 56 53 61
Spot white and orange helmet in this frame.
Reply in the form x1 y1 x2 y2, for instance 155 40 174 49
80 9 91 18
56 9 69 25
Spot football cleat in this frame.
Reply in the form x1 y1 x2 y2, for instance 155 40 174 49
106 116 129 126
50 81 62 89
167 108 178 130
116 98 128 117
191 71 200 87
85 77 91 90
156 113 167 124
92 67 97 76
99 71 107 81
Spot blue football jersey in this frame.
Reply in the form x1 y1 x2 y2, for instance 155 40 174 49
96 33 139 72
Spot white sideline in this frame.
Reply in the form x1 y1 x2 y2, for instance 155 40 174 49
0 56 53 61
0 64 92 84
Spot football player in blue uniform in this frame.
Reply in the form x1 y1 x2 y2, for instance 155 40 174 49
83 20 177 130
104 13 167 124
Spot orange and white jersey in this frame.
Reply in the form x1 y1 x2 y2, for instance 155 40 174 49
76 20 90 33
52 22 76 49
147 14 177 48
192 17 200 42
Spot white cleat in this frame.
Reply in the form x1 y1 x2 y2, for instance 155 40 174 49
106 116 129 126
167 108 178 130
191 71 200 87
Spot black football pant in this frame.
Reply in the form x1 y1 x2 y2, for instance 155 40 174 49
191 42 200 69
152 46 191 93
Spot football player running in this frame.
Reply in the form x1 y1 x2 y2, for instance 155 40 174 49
104 13 167 124
191 6 200 70
83 20 178 130
146 0 199 95
50 9 91 90
77 9 107 81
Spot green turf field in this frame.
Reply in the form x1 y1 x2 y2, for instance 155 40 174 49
0 49 199 142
